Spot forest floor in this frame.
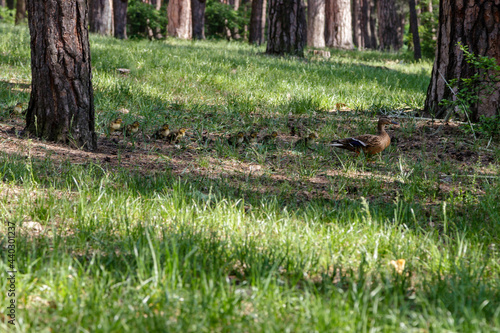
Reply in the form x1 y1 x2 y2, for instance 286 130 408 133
1 23 500 332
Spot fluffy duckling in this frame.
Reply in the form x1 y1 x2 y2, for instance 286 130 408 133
330 117 398 155
125 121 140 136
166 128 187 144
13 102 24 115
295 133 318 148
109 118 123 134
260 131 278 144
244 131 259 144
153 123 170 139
228 131 245 147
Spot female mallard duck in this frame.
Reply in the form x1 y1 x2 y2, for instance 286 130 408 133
331 117 398 155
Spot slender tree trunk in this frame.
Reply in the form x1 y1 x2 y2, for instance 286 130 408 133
249 0 266 45
15 0 26 24
25 0 97 150
191 0 206 39
0 1 6 8
408 0 421 60
113 0 128 39
168 0 192 39
307 0 325 48
351 0 361 47
377 0 403 50
266 0 307 56
151 0 162 9
325 0 353 49
368 0 377 48
425 0 500 120
6 0 13 9
89 0 114 36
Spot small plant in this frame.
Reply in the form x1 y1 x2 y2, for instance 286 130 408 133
440 42 500 136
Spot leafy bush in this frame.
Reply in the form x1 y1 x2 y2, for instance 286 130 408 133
0 7 16 24
418 0 439 58
205 0 249 40
127 0 167 39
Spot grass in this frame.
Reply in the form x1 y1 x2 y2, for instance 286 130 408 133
1 22 500 332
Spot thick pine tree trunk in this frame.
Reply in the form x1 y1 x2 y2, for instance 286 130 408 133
15 0 26 25
266 0 306 56
307 0 325 48
25 0 96 150
191 0 206 39
168 0 192 39
249 0 266 45
325 0 353 49
408 0 421 60
377 0 404 51
113 0 128 39
425 0 500 120
89 0 114 36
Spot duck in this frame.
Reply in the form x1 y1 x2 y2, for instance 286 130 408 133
330 117 398 155
166 128 187 144
12 102 24 115
295 133 318 148
125 121 140 136
153 123 170 139
228 131 245 147
260 131 278 144
109 118 123 134
244 131 258 144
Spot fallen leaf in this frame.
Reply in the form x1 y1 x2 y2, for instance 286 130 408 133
389 259 406 275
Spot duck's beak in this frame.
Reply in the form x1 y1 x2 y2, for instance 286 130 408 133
391 120 399 125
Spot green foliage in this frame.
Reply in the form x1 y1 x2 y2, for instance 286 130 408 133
205 0 250 40
440 43 500 132
127 0 168 39
418 0 439 58
0 7 16 24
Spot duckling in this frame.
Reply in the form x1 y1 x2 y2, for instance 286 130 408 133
125 121 140 136
166 128 187 144
228 131 245 147
260 131 278 144
109 118 123 134
12 102 24 115
330 117 398 155
244 131 259 144
295 133 318 148
153 123 170 139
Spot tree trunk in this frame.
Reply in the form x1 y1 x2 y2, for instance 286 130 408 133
25 0 97 150
408 0 421 60
351 0 361 47
89 0 114 36
113 0 128 39
15 0 26 24
6 0 13 9
151 0 162 10
168 0 192 39
191 0 206 39
249 0 266 45
424 0 500 120
325 0 353 49
368 0 377 48
307 0 325 48
0 1 6 8
377 0 404 51
266 0 307 56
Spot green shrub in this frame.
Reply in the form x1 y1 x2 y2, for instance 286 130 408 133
205 0 249 40
127 0 167 39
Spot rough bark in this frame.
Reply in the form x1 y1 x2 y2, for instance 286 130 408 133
352 0 361 47
191 0 206 39
249 0 266 44
377 0 404 50
307 0 325 47
424 0 500 120
325 0 353 49
89 0 114 35
408 0 421 60
368 0 377 48
113 0 128 39
15 0 26 24
25 0 97 150
168 0 192 39
266 0 307 56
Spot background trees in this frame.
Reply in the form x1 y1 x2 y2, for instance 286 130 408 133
266 0 307 56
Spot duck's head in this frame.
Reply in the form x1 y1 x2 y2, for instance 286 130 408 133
378 117 398 126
